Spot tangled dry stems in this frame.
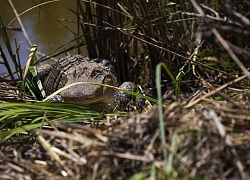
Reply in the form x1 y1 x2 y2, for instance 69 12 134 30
1 95 250 179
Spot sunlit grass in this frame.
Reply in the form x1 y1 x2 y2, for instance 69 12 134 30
0 102 102 143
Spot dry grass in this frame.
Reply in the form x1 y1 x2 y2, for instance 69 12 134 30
1 86 250 179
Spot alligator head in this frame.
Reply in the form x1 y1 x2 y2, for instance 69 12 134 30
60 63 118 111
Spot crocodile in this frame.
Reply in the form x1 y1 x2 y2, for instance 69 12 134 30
38 55 143 111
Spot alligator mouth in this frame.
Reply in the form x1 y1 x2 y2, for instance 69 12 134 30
63 97 114 111
63 96 105 105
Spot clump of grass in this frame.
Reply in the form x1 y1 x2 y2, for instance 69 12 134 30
74 0 195 90
0 102 102 143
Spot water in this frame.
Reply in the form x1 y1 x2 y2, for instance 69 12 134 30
0 0 80 75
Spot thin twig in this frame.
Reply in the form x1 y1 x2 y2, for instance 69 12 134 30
207 109 246 180
104 22 237 78
190 0 250 80
8 0 33 47
184 75 247 108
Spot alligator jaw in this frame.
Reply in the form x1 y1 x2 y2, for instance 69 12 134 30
63 96 114 111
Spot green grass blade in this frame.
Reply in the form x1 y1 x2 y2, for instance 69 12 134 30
155 62 168 170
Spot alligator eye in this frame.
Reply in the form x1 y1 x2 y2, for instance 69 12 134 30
95 87 102 93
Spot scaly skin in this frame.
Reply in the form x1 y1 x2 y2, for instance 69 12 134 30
38 55 118 111
38 55 144 111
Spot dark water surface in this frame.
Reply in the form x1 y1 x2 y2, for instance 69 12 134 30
0 0 80 74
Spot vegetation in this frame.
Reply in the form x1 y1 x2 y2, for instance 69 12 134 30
1 0 250 179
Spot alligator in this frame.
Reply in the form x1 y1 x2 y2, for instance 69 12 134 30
38 55 144 111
